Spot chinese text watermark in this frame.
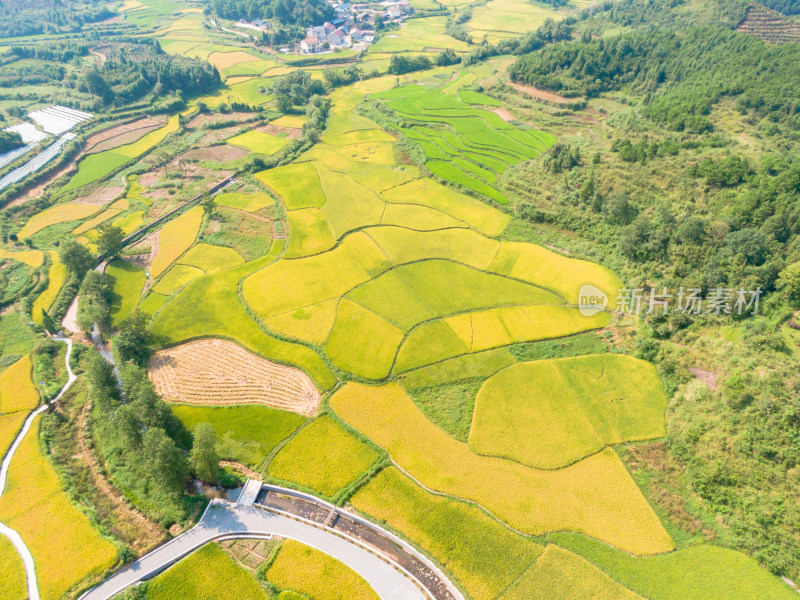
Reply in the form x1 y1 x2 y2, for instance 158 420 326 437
579 285 762 316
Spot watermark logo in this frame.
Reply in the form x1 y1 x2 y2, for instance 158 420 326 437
578 284 609 317
615 287 762 316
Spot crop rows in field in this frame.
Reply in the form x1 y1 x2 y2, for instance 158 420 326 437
373 84 556 204
61 115 181 193
171 403 305 468
17 203 100 239
149 338 321 416
468 0 565 42
149 241 338 391
149 206 204 278
31 251 66 324
145 543 268 600
106 259 147 326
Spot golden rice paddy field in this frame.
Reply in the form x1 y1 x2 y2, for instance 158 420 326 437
331 381 674 556
3 17 795 600
0 418 117 600
265 539 380 600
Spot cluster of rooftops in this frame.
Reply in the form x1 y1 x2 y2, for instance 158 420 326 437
298 0 416 53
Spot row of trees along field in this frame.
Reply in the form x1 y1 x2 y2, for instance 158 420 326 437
3 39 221 106
0 0 115 38
210 0 334 28
85 309 223 525
0 130 24 153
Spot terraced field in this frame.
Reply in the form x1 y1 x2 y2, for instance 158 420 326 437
332 382 673 555
4 7 797 600
372 84 556 204
0 417 117 600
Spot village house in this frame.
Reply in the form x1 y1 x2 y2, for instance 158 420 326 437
328 28 346 46
300 36 325 52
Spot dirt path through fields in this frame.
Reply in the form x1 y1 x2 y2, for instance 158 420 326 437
510 82 574 104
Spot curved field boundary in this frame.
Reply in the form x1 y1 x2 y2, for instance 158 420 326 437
258 483 466 600
148 338 321 416
78 499 428 600
0 337 77 600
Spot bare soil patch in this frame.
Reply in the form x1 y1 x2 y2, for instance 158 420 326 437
138 171 161 187
149 338 321 416
85 116 166 153
511 82 575 104
688 367 718 391
128 231 158 270
493 107 518 123
199 125 242 145
72 184 125 205
188 112 256 129
254 123 301 139
180 145 248 163
88 124 162 154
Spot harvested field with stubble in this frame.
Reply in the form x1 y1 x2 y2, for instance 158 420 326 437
187 112 256 128
179 145 248 163
149 338 321 416
72 184 125 205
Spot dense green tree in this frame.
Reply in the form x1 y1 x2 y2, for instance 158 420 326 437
142 427 188 496
77 270 110 333
114 310 152 364
388 55 432 75
97 225 125 260
58 237 94 279
201 193 216 219
509 27 800 131
778 262 800 308
190 423 220 484
0 130 24 154
84 70 114 104
0 0 115 38
269 70 325 107
211 0 333 28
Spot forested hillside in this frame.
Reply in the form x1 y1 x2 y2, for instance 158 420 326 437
759 0 800 15
500 1 800 579
509 27 800 131
210 0 333 27
0 0 116 38
2 39 221 110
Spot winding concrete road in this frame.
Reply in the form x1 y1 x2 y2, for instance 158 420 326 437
0 338 77 600
78 500 427 600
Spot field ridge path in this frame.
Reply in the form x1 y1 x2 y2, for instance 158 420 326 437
0 337 78 600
